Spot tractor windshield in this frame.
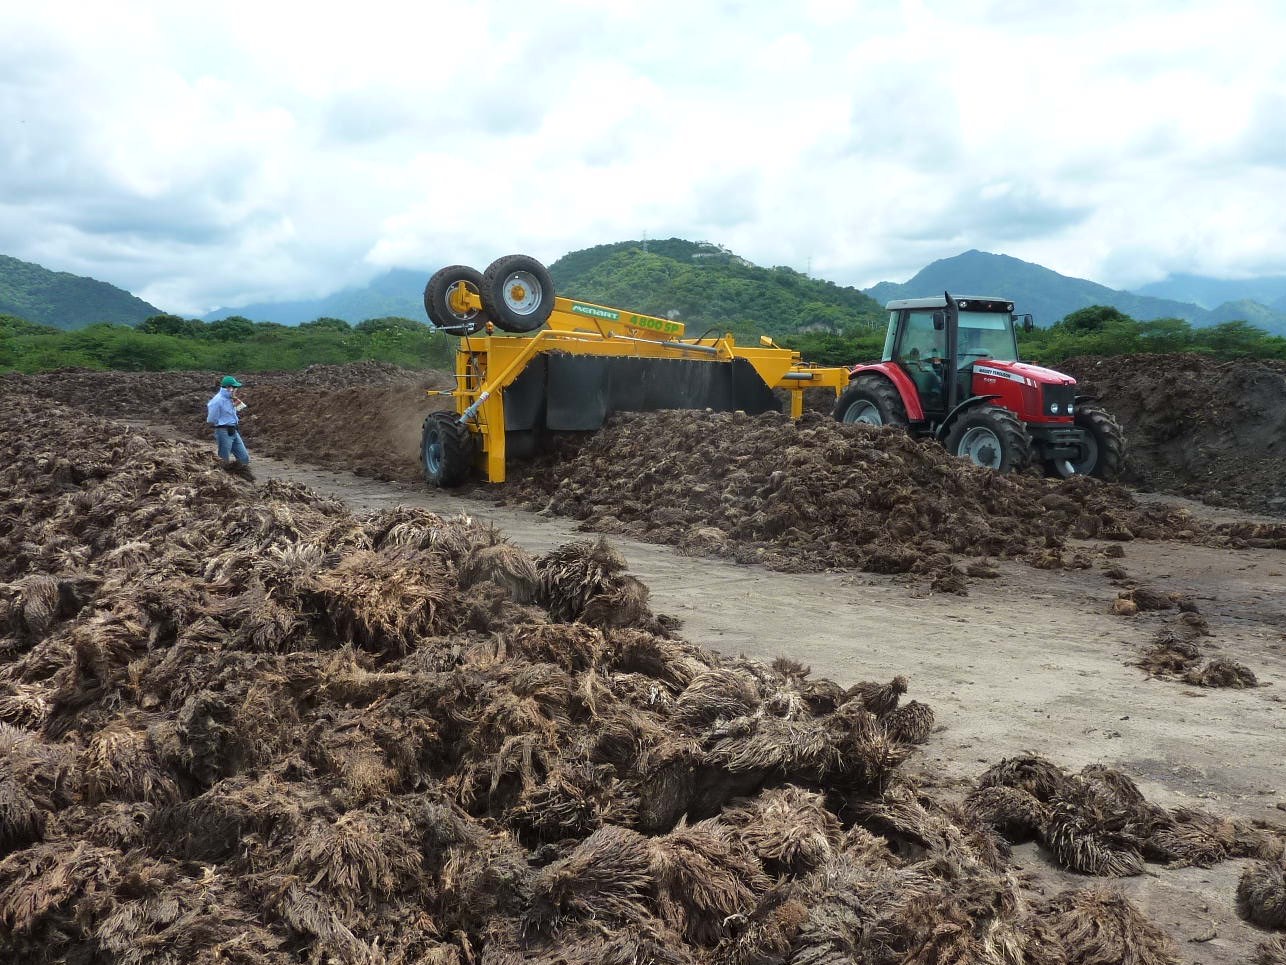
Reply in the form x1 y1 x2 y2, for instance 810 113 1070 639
957 311 1018 365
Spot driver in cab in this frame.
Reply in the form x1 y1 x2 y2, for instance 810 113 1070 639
901 342 944 398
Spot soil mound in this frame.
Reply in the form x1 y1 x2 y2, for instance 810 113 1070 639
1062 353 1286 514
499 409 1285 584
2 394 1267 963
4 363 451 482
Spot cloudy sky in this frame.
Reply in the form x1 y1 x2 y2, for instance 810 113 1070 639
3 0 1285 315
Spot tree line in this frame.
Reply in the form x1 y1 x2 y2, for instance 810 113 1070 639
781 305 1286 366
0 313 456 374
3 303 1283 377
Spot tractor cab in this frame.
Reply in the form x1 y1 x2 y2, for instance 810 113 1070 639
834 293 1125 479
881 295 1029 418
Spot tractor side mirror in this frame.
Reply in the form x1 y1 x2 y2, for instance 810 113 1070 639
1021 313 1035 333
932 311 946 331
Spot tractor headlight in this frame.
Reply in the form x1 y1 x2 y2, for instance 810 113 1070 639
1042 385 1076 419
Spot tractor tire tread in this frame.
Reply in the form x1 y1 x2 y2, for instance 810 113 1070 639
946 404 1032 473
833 374 910 428
1076 404 1126 480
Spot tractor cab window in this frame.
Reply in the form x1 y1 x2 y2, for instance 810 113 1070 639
956 312 1018 366
896 310 946 404
880 311 898 361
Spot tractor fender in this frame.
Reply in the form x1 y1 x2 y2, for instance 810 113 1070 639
847 362 926 421
933 394 1002 441
1074 393 1099 405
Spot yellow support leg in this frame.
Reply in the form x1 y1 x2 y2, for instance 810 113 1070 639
790 389 804 419
481 390 507 483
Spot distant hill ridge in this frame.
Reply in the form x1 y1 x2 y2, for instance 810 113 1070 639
867 250 1286 336
0 254 160 330
5 242 1286 337
204 268 428 326
1134 272 1286 312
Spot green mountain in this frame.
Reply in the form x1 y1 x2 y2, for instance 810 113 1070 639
549 240 886 336
866 250 1286 335
206 241 886 335
0 254 161 330
204 268 429 325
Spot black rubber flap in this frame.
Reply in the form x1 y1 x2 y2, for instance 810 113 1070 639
533 352 779 431
504 354 546 431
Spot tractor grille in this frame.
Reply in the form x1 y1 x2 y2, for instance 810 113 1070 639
1041 383 1076 418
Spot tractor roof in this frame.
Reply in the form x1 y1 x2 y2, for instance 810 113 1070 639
885 296 1015 311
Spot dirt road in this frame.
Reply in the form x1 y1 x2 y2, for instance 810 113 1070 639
237 447 1285 964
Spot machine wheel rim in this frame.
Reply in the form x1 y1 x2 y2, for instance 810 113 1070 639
424 433 444 475
842 400 882 425
445 281 480 322
1057 435 1099 477
958 426 1003 469
501 270 543 316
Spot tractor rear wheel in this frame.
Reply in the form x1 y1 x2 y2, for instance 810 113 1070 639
945 404 1031 473
481 255 556 333
424 266 489 335
421 411 475 487
1053 404 1125 480
833 375 909 428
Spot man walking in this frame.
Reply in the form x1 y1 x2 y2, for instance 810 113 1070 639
206 375 253 477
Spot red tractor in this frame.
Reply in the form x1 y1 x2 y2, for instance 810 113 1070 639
834 293 1125 477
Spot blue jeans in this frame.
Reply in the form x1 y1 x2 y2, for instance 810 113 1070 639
214 426 250 464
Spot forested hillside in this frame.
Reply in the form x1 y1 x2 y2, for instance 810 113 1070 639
0 255 161 329
549 240 886 337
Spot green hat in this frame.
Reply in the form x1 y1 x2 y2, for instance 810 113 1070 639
220 375 243 388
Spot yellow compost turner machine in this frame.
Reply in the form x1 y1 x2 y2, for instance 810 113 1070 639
420 254 850 486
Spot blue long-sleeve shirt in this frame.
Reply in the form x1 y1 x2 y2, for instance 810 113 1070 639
206 388 239 427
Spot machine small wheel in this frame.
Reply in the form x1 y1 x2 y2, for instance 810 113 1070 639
481 255 555 333
421 411 475 487
424 265 489 335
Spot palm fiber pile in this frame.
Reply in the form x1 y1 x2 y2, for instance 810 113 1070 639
2 393 1260 964
499 410 1286 585
967 756 1283 877
1102 580 1262 689
8 353 1286 517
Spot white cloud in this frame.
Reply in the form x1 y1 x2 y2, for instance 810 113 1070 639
1 0 1284 315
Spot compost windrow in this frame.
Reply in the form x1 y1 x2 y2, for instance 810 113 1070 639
4 394 1280 963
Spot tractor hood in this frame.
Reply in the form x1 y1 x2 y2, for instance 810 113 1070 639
973 359 1076 388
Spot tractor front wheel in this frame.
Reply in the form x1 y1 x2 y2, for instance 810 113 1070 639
833 375 909 428
1053 404 1125 480
422 411 475 487
481 255 556 333
945 405 1032 473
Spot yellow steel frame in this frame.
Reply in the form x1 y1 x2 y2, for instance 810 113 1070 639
437 290 849 482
